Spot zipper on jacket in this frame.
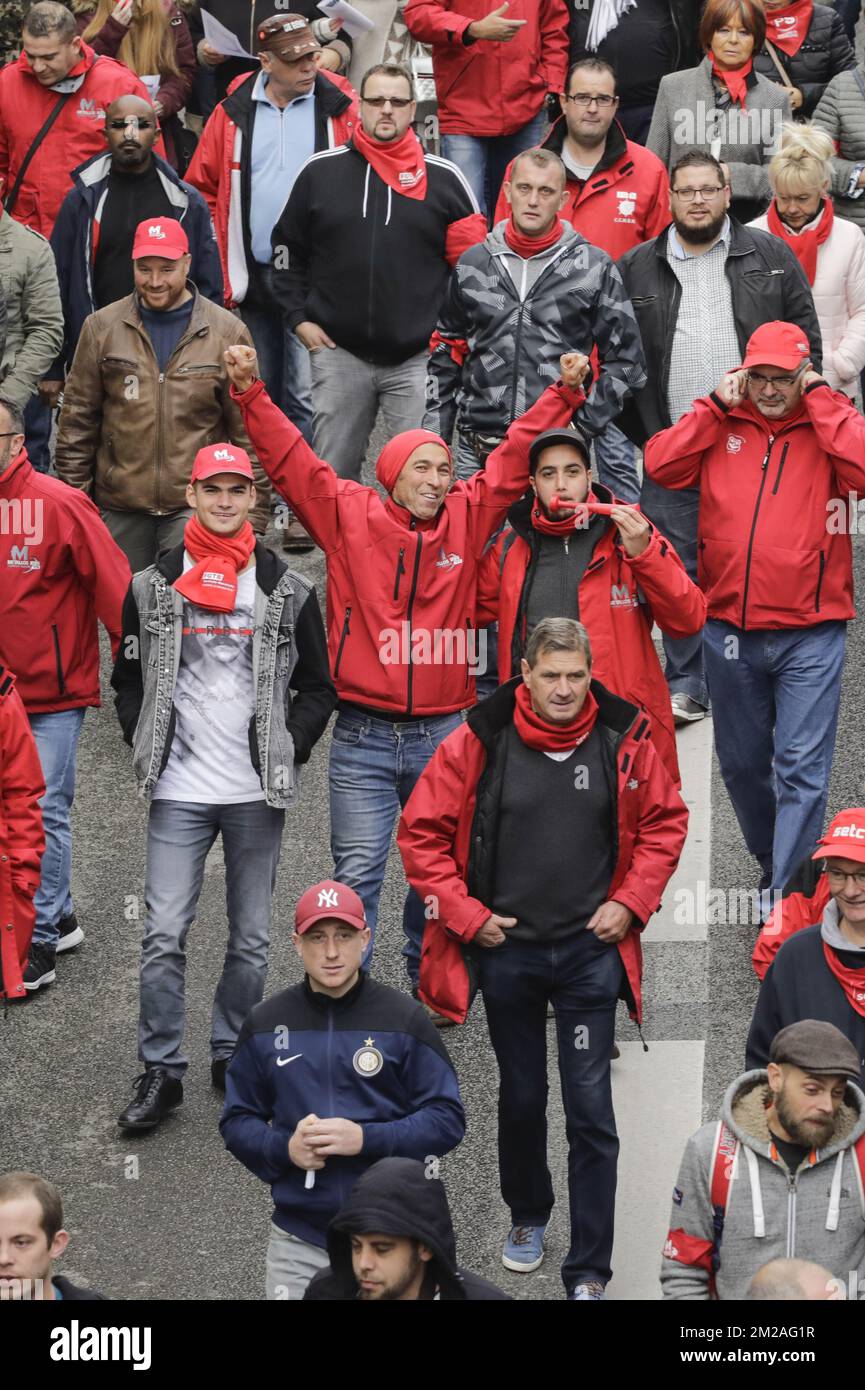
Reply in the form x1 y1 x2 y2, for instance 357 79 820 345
740 436 773 628
771 441 789 495
509 306 526 421
366 178 379 345
560 534 571 612
51 624 65 696
786 1172 797 1259
404 535 423 714
815 552 825 613
393 546 406 601
334 605 351 679
465 617 471 688
155 370 165 512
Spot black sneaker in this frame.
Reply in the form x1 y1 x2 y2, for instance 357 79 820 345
117 1068 183 1132
55 913 84 954
23 943 57 991
211 1059 228 1092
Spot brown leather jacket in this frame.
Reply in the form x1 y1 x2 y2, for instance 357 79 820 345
55 288 270 529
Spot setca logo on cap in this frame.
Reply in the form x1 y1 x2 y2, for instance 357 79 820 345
812 808 865 863
295 880 367 935
132 217 189 261
190 443 255 484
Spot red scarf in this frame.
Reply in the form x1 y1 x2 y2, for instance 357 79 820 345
352 124 427 200
504 215 564 259
513 679 598 753
823 940 865 1018
710 54 752 107
766 197 833 286
531 491 603 536
766 0 814 55
174 516 255 613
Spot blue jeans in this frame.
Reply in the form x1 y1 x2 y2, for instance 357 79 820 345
442 109 549 223
831 0 859 42
24 395 52 475
640 475 708 706
29 708 86 945
140 798 285 1077
241 266 313 443
477 929 622 1293
329 709 464 984
703 619 846 896
593 422 640 503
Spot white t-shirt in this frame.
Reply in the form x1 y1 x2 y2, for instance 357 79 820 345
153 558 265 804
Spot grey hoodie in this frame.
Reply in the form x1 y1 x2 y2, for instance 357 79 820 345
661 1069 865 1300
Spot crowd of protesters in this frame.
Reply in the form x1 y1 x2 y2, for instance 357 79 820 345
3 0 865 1305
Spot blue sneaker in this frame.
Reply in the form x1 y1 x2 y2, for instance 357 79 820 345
569 1280 606 1300
502 1224 546 1273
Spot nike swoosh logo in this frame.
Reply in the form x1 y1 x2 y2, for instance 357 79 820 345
276 1053 302 1067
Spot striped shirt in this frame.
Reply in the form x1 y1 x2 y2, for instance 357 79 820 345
665 218 740 424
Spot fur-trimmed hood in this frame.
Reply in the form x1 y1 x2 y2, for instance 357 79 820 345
724 1069 865 1163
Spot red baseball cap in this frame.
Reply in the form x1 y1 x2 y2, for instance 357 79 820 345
295 880 367 935
132 217 189 261
190 444 255 483
812 809 865 866
740 321 811 373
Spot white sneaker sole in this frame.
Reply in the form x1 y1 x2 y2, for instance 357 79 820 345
55 926 84 953
672 707 706 725
502 1249 545 1273
23 969 56 991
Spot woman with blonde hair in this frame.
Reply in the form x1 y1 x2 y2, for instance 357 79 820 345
73 0 196 169
751 122 865 398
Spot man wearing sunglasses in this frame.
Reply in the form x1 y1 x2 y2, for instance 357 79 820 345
746 809 865 1078
645 320 865 906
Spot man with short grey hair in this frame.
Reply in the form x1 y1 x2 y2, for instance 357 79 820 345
399 614 688 1299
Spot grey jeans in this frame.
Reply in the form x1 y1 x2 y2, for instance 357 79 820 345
139 798 285 1077
266 1222 330 1300
101 508 192 575
310 344 428 481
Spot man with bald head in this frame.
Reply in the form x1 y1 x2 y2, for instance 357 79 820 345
747 1258 840 1300
44 93 222 414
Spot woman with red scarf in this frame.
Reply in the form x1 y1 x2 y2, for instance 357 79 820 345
746 809 865 1082
751 123 865 398
648 0 790 222
753 0 854 119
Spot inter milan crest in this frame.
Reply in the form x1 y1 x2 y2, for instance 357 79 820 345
353 1037 383 1077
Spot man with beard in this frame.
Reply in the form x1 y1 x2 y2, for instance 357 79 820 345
662 1020 865 1300
617 149 820 727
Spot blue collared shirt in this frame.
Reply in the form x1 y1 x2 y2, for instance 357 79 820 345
249 73 316 266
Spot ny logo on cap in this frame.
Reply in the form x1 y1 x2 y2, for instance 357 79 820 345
149 225 166 238
318 888 339 908
213 449 235 461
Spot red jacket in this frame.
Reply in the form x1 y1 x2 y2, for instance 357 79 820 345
753 859 829 981
404 0 569 137
493 118 670 259
643 382 865 629
186 69 358 308
0 42 155 237
233 376 586 716
0 666 45 1003
397 679 689 1024
479 489 707 786
0 452 130 714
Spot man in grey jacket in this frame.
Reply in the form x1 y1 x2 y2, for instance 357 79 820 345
662 1020 865 1300
0 200 63 474
110 441 335 1132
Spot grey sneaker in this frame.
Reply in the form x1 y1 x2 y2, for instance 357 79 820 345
671 693 707 725
569 1280 606 1300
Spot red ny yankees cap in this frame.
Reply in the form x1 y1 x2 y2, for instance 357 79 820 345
295 880 367 935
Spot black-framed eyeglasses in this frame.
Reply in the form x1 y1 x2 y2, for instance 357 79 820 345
824 863 865 889
564 92 616 107
361 95 413 109
107 119 154 130
0 431 21 437
671 185 726 201
747 366 806 389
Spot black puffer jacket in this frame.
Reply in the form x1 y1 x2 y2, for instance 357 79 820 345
754 5 855 118
303 1158 511 1301
568 0 702 107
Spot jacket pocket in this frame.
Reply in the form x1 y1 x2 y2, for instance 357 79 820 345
174 363 222 377
333 605 351 679
815 552 826 613
51 624 65 696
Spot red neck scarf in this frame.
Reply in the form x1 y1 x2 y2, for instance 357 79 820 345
352 125 427 201
513 680 598 753
823 940 865 1018
710 54 752 107
766 0 814 55
504 215 564 259
531 491 603 537
174 516 255 613
766 197 833 285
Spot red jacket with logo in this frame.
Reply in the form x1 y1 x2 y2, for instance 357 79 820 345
232 376 585 715
404 0 569 136
753 857 829 981
493 117 671 259
478 488 706 786
0 452 130 713
397 679 689 1024
0 666 45 1003
643 382 865 629
0 42 155 237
